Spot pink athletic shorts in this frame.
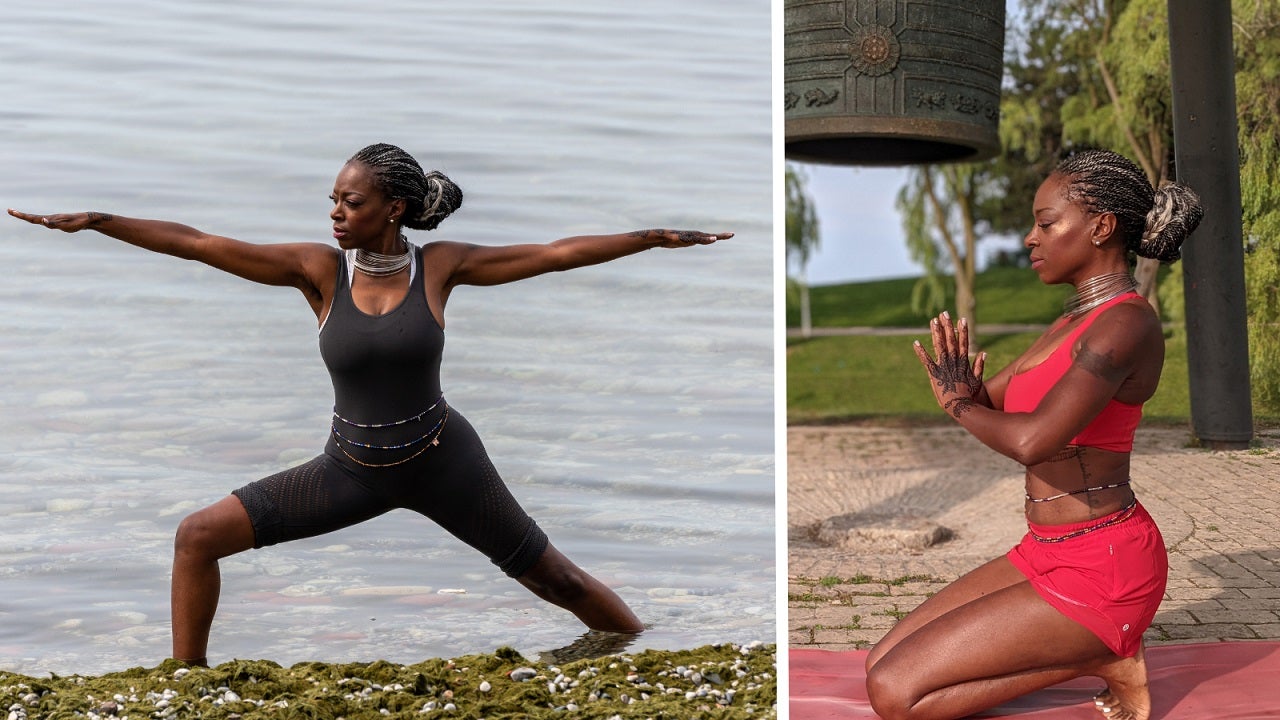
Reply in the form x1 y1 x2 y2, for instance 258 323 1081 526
1007 502 1167 657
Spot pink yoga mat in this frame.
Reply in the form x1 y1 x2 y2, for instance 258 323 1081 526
790 642 1280 719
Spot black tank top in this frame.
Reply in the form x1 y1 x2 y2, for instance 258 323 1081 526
319 248 445 454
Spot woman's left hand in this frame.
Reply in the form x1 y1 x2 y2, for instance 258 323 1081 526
8 209 106 233
646 229 734 248
913 311 986 419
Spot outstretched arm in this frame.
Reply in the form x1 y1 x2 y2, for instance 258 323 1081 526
7 209 333 294
913 308 1153 465
440 228 732 289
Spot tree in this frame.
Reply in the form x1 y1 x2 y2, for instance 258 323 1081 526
896 2 1086 335
1014 0 1173 311
1234 0 1280 413
1005 0 1280 414
786 163 821 337
988 0 1082 235
898 163 991 331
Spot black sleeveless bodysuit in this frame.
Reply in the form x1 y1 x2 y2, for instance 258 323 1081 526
232 247 548 577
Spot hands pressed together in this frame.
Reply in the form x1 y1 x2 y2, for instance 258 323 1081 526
913 311 987 419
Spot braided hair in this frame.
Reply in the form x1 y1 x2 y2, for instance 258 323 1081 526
1054 149 1203 263
348 143 463 231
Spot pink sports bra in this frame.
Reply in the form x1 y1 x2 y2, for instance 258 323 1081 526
1004 292 1144 453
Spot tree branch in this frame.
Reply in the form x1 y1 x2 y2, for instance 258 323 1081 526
1095 46 1159 184
922 169 963 274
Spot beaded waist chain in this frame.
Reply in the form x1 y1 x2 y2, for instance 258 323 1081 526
330 395 448 468
1028 499 1138 544
331 394 444 428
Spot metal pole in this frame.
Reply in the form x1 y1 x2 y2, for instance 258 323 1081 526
1167 0 1253 449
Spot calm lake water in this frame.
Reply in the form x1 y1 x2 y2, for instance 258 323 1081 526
0 0 773 675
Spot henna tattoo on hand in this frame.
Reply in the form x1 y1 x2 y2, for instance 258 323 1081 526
87 212 113 226
927 354 979 396
943 396 976 419
631 228 687 242
631 228 714 245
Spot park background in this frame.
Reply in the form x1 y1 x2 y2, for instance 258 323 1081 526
786 8 1280 717
786 0 1279 427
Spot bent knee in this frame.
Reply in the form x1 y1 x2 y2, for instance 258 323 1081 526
174 502 253 559
865 664 917 720
174 511 220 555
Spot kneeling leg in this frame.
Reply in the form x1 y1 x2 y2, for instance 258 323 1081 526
866 568 1116 720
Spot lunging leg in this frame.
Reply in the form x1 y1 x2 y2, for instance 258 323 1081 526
170 495 256 664
516 542 644 634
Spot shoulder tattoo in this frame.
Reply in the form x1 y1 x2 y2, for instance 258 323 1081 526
1074 339 1128 384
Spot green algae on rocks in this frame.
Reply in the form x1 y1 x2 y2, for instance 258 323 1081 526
0 642 776 719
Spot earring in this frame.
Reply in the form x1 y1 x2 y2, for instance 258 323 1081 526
388 217 396 223
1093 239 1102 247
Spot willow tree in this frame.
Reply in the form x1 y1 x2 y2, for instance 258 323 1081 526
1012 0 1175 312
895 3 1083 334
897 163 993 331
785 163 821 337
1235 0 1280 413
1010 0 1280 412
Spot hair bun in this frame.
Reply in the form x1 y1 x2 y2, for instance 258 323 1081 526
412 170 463 231
1136 182 1203 262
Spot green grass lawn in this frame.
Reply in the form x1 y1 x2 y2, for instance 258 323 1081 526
787 330 1192 423
786 267 1211 424
786 266 1073 328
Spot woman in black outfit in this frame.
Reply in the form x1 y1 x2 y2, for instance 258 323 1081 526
8 142 731 666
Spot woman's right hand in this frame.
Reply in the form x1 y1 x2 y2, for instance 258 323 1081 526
913 311 987 418
7 209 110 233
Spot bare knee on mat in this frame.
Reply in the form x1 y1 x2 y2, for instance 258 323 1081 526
865 664 919 720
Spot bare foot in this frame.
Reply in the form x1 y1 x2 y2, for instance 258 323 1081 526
1091 641 1151 720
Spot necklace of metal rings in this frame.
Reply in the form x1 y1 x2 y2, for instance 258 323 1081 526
353 234 413 277
1063 272 1138 318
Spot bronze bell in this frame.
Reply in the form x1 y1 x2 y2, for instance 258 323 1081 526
785 0 1006 165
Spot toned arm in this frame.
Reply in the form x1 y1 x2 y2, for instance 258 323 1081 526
8 209 336 306
438 229 731 290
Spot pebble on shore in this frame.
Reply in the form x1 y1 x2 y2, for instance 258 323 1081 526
0 642 775 719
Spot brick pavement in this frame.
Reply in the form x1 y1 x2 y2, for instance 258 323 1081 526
787 423 1280 652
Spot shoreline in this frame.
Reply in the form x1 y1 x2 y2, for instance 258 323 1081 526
0 642 777 718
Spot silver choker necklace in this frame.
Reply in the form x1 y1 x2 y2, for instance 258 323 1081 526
1063 272 1137 317
353 235 412 277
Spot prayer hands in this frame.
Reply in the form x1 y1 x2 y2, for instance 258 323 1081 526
913 311 986 419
